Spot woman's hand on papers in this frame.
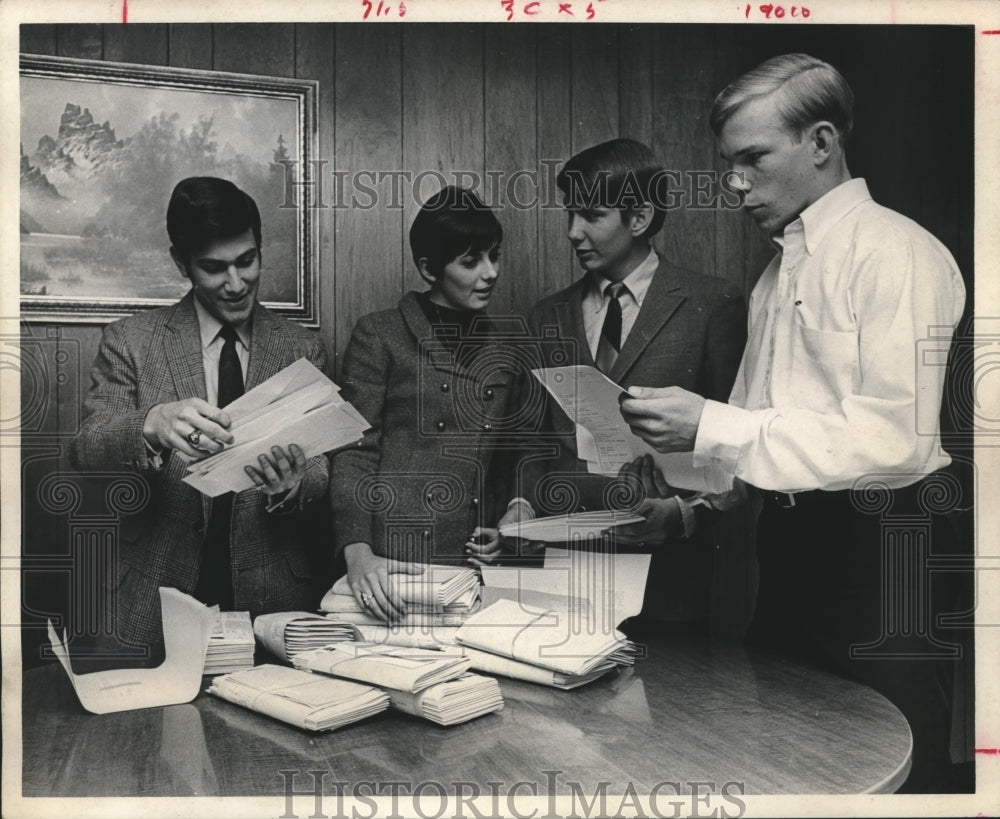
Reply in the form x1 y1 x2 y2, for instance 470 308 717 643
619 386 705 453
142 398 234 459
618 454 676 499
343 542 426 622
465 527 502 566
614 498 682 546
244 443 307 496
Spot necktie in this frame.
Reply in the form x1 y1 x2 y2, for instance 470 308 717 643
217 324 245 409
595 282 625 374
195 324 246 610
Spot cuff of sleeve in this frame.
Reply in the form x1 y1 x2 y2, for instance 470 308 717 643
693 399 754 475
674 496 697 538
142 437 165 470
507 497 536 520
266 481 302 514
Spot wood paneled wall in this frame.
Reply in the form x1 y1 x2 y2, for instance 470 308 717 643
18 23 974 660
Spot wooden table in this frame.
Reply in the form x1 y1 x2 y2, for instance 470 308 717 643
19 634 911 798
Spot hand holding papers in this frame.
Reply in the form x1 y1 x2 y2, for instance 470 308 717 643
207 664 389 731
531 365 731 493
183 358 370 497
47 588 216 714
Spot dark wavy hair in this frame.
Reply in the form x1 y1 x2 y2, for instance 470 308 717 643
167 176 262 262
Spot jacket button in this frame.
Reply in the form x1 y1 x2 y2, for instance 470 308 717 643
440 383 450 393
436 421 446 432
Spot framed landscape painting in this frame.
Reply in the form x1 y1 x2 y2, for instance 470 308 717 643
19 54 319 325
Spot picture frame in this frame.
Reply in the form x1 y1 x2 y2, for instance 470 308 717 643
19 53 319 326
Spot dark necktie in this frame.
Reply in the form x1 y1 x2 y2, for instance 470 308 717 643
194 324 246 610
595 282 625 374
217 324 245 409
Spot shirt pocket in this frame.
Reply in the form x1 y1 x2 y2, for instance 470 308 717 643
789 320 860 412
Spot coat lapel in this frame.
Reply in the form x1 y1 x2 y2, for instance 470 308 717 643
609 257 686 383
553 277 594 368
163 291 207 401
245 301 285 390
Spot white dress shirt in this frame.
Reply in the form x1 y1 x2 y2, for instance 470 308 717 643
582 248 659 358
693 178 966 492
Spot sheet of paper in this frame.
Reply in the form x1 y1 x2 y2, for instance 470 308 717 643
181 358 370 496
532 365 732 492
497 510 644 542
544 547 652 626
479 565 590 616
46 587 217 714
184 399 369 496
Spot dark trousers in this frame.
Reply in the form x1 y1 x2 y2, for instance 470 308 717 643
747 477 972 793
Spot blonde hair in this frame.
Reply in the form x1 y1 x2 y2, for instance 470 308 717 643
710 53 854 144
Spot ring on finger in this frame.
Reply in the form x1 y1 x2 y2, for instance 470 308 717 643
187 430 202 447
360 592 373 608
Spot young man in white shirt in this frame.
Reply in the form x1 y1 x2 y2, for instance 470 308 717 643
620 54 969 792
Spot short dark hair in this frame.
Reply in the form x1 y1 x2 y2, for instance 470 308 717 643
556 138 666 239
166 177 262 261
409 186 503 277
710 53 854 145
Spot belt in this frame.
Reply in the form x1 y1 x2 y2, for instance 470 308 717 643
759 490 797 509
759 476 941 512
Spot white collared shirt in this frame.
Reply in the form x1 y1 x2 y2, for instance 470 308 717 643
693 178 966 492
193 296 251 406
582 248 659 359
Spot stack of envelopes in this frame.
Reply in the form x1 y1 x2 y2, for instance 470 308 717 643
385 672 503 726
452 598 637 689
202 611 255 675
207 664 389 731
253 611 357 663
291 642 470 692
320 565 481 626
292 642 502 726
183 358 370 497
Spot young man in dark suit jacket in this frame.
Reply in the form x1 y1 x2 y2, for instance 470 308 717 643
70 177 330 657
502 139 747 629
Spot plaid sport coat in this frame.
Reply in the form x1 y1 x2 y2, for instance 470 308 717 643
70 290 330 647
